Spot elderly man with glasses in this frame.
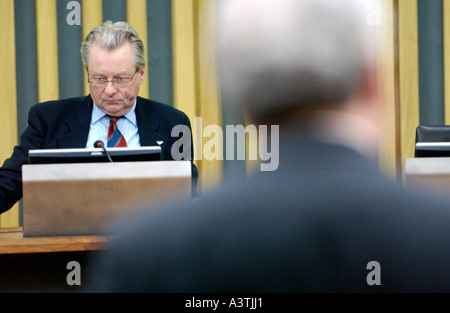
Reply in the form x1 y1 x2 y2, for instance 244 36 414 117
0 21 198 214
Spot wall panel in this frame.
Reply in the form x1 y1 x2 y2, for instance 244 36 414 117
127 0 149 99
377 0 399 180
81 0 102 95
0 0 18 227
398 0 420 177
172 0 223 195
36 0 59 102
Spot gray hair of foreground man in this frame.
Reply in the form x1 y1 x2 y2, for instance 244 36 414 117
217 0 375 122
80 20 146 71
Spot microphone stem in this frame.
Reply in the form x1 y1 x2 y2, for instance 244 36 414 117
101 146 113 163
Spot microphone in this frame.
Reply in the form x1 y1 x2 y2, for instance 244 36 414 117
94 140 113 163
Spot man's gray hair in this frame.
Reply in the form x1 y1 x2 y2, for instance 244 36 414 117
217 0 375 121
80 21 145 70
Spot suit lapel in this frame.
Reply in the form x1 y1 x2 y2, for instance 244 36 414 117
135 97 168 156
58 96 93 148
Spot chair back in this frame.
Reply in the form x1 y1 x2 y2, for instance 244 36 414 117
415 125 450 142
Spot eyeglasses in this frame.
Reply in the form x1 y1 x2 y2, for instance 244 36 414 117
88 69 139 87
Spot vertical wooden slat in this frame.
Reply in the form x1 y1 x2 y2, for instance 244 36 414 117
82 0 102 95
195 0 223 192
172 0 223 195
397 0 420 178
0 0 19 227
126 0 149 99
36 0 59 103
172 0 197 119
377 0 398 181
171 0 199 181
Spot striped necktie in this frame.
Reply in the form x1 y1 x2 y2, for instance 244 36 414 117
107 116 127 147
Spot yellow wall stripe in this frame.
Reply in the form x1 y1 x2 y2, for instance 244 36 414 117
36 0 59 103
0 0 19 227
172 0 223 194
172 0 202 191
127 0 149 100
377 0 398 180
82 0 102 95
194 0 223 192
172 0 197 120
398 0 420 177
444 0 450 124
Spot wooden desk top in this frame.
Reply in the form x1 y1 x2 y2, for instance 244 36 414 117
0 227 109 255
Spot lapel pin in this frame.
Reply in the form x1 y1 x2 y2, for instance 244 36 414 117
157 141 164 145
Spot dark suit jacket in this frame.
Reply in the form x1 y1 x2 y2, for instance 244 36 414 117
85 130 450 293
0 95 198 213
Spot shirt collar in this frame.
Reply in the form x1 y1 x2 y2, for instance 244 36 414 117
92 100 138 126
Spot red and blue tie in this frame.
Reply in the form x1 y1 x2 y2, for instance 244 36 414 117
107 116 127 147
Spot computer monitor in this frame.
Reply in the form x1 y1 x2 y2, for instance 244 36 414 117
414 142 450 157
28 146 162 164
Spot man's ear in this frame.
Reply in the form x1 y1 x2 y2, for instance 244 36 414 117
138 68 145 85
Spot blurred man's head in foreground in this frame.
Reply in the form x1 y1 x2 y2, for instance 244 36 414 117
217 0 380 157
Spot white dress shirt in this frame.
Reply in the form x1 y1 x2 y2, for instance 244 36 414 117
86 101 141 148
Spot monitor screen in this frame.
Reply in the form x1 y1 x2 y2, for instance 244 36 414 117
28 146 162 164
415 142 450 157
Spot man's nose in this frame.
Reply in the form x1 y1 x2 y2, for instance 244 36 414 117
104 81 117 95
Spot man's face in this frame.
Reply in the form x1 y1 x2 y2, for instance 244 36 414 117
87 41 145 117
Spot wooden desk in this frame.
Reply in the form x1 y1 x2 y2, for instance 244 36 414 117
0 227 109 292
0 227 109 254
